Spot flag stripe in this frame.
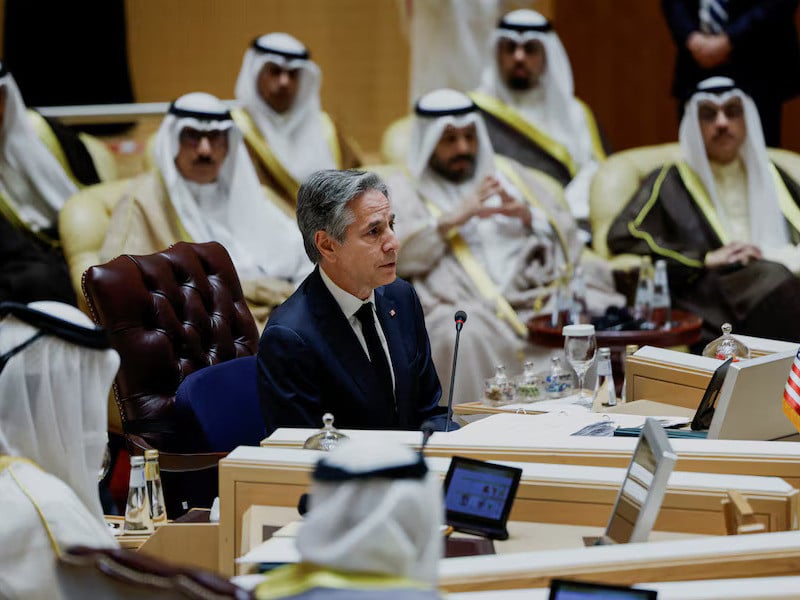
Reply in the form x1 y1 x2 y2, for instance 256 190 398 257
783 350 800 433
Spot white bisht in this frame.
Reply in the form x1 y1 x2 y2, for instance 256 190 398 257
0 64 78 232
234 32 336 183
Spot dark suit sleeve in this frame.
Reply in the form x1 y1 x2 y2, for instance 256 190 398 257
409 285 448 429
257 324 323 434
725 0 799 48
662 0 700 47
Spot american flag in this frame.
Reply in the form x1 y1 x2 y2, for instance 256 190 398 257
783 348 800 432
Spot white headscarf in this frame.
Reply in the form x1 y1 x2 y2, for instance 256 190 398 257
0 64 78 232
234 33 336 183
153 92 310 282
409 88 542 290
477 9 595 168
296 440 442 585
679 77 788 250
0 301 120 523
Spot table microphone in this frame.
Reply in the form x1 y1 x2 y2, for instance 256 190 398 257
446 310 468 432
420 419 436 455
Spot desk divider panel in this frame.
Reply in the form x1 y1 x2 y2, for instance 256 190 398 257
218 445 799 576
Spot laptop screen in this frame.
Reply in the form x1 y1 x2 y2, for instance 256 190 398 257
604 418 677 544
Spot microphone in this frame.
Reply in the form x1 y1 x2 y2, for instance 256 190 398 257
446 310 468 432
297 493 310 516
420 419 436 454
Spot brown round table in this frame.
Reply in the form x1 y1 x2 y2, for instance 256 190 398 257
527 309 703 395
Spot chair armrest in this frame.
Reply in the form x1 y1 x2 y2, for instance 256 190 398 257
127 435 227 472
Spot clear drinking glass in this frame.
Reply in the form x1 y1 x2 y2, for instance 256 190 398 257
562 324 597 408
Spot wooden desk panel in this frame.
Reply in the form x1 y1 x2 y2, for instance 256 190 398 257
217 447 798 576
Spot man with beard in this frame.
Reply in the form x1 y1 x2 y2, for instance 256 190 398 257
233 33 362 206
386 89 621 406
608 77 800 344
469 9 609 224
100 92 311 327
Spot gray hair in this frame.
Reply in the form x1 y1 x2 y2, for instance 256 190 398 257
296 169 390 263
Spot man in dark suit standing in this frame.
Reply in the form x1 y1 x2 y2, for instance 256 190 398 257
662 0 800 147
257 169 448 434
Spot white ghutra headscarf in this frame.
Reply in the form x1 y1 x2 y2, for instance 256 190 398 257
408 88 557 290
0 301 119 523
235 33 336 183
296 440 442 585
0 63 78 233
679 76 788 251
153 92 310 282
477 9 595 169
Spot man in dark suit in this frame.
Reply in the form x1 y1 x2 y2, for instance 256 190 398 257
257 169 448 434
662 0 800 147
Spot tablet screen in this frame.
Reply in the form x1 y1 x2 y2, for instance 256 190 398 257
604 418 676 544
443 456 522 537
549 579 657 599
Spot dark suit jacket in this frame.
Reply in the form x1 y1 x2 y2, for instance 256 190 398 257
663 0 800 102
257 268 446 434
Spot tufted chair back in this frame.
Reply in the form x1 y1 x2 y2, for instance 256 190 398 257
82 241 259 454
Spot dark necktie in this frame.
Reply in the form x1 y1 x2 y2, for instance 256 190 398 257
354 302 395 413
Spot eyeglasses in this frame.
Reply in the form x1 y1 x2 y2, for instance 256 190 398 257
698 102 744 123
178 128 228 148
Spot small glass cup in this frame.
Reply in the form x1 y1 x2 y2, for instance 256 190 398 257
514 360 544 403
483 365 515 407
562 324 597 409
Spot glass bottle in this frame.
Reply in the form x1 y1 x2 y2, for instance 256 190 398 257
569 265 588 325
620 344 638 404
545 353 573 399
514 360 544 403
702 323 751 362
303 413 349 451
483 364 515 406
633 256 654 328
124 455 154 534
594 347 616 408
144 449 167 527
652 259 672 329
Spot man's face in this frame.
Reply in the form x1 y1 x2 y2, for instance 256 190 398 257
174 127 229 184
428 123 479 183
497 37 546 91
257 62 300 114
318 190 398 300
698 98 747 164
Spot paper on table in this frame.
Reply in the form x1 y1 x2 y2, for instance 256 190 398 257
446 412 690 444
236 536 300 564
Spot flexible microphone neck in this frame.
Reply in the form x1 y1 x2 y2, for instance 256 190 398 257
446 311 468 432
420 420 435 455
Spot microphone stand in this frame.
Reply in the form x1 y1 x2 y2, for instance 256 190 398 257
446 312 467 432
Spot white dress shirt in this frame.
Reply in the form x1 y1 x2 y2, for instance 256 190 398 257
319 267 396 390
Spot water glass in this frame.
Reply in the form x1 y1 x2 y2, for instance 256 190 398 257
562 324 597 408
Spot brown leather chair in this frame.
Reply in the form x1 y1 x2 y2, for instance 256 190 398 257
58 546 253 599
82 241 259 515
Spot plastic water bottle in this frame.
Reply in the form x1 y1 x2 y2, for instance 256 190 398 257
620 344 639 404
594 347 616 407
124 456 154 534
652 259 671 329
144 449 167 527
633 256 654 328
